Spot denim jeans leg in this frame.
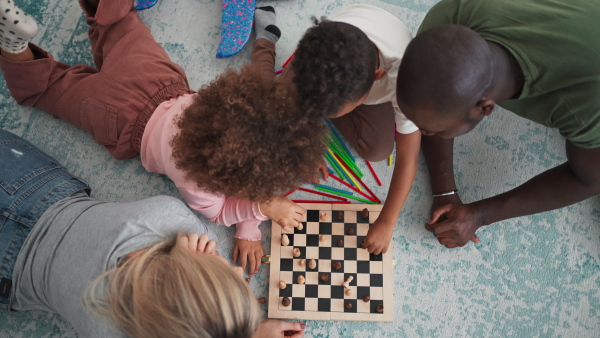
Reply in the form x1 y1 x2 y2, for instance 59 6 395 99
0 130 89 309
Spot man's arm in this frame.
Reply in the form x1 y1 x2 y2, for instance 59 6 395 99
429 141 600 248
421 135 458 197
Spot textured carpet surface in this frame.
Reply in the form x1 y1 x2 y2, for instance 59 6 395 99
1 0 599 337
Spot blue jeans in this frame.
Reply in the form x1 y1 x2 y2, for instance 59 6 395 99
0 130 89 309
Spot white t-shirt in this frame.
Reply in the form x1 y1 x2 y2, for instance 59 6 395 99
328 4 418 134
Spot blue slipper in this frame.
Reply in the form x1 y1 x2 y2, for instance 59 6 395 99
215 0 257 59
135 0 158 10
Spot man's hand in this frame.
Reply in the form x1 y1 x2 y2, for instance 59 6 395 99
361 219 394 255
426 203 483 248
260 196 305 232
232 238 264 276
252 320 305 338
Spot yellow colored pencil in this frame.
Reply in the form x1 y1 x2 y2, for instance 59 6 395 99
388 155 393 166
328 148 362 191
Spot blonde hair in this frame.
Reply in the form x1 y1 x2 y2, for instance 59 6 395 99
84 235 261 338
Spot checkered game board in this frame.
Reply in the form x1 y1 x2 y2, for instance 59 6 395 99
268 204 393 321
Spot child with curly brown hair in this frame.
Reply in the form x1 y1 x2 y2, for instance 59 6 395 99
0 0 325 275
257 4 421 256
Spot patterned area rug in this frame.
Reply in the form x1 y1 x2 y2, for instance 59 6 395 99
1 0 599 337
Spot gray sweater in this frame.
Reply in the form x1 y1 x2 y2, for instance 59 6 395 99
10 192 215 337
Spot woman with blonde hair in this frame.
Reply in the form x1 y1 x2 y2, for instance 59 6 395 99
0 129 304 338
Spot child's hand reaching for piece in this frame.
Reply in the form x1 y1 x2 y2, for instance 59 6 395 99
233 238 264 276
260 196 306 232
178 233 218 255
361 219 394 255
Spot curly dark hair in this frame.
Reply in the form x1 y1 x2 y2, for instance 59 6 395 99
292 18 377 118
171 66 326 202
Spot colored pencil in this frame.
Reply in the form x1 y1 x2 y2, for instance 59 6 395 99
325 120 355 162
283 189 296 197
328 173 378 203
388 155 393 166
334 153 382 203
282 51 295 68
325 151 355 187
328 149 361 190
274 69 283 74
296 187 347 201
324 152 345 181
292 200 351 204
310 183 354 195
314 186 378 204
365 160 383 186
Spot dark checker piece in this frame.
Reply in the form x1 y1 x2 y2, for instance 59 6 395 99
371 300 384 314
358 209 369 221
334 210 344 221
344 223 357 235
306 210 321 222
291 298 305 311
332 260 343 272
331 235 344 247
344 299 357 313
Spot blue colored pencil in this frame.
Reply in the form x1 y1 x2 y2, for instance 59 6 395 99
325 120 355 162
309 183 354 195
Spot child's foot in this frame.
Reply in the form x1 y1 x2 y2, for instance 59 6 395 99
0 0 38 54
254 6 280 43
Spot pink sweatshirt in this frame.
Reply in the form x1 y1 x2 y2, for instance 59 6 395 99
140 94 268 241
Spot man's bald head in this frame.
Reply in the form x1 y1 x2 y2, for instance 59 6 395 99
397 25 494 121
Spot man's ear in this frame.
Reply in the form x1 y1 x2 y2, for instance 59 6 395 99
476 98 496 116
374 69 386 81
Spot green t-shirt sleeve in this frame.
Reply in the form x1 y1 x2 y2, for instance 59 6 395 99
417 0 458 35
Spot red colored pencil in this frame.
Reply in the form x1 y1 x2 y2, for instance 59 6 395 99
282 51 295 68
365 160 383 186
296 187 347 201
333 154 382 203
328 173 378 203
283 189 296 197
292 200 351 204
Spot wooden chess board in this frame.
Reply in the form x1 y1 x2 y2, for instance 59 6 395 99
268 204 393 321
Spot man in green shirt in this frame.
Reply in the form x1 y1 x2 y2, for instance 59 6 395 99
396 0 600 248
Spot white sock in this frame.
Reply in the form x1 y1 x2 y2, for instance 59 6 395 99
0 0 38 54
254 6 280 43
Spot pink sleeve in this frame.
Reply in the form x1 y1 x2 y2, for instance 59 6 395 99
178 185 268 228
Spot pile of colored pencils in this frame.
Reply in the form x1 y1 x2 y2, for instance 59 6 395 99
289 120 384 204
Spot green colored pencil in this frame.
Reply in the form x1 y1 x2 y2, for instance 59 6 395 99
314 186 378 204
324 152 344 179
